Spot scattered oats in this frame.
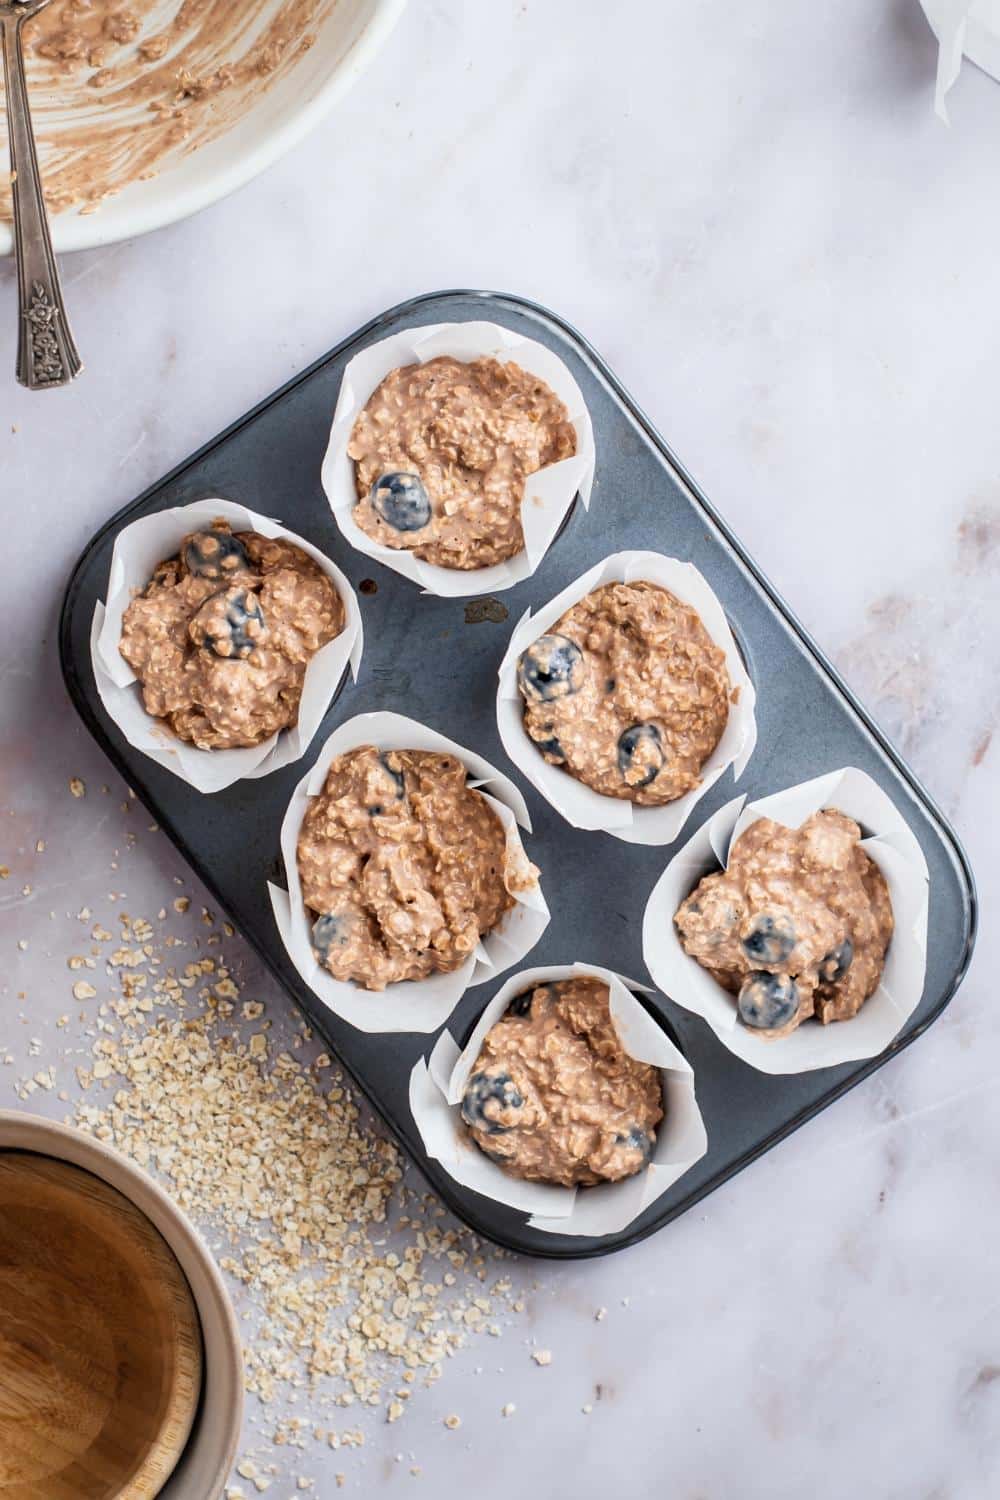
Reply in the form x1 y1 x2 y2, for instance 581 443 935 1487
314 1054 331 1070
532 1350 552 1367
69 778 86 798
387 1401 404 1423
501 1402 516 1417
35 840 45 853
237 1461 258 1480
444 1414 461 1430
336 1478 345 1490
33 1069 56 1091
249 1031 268 1058
17 939 27 951
595 1307 607 1322
72 981 97 1001
0 867 8 879
173 897 190 913
582 1403 593 1414
225 1490 246 1500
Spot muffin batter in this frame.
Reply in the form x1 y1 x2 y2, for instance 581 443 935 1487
461 976 664 1187
2 0 336 221
348 356 577 570
119 522 343 750
518 581 731 805
297 747 534 991
674 809 894 1038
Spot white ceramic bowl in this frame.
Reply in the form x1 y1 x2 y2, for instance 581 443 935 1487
0 1110 244 1500
0 0 406 257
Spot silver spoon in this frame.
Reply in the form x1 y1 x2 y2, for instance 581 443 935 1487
0 0 81 388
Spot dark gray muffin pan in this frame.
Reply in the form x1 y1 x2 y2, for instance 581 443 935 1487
59 290 977 1259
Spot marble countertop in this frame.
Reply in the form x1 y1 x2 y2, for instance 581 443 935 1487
2 2 998 1495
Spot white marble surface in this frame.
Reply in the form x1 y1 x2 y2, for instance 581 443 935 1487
2 1 998 1495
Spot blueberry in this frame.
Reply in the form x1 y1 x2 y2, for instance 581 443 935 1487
183 529 251 580
370 472 431 532
819 937 854 985
740 911 796 967
311 913 351 960
461 1070 524 1135
534 734 567 764
507 985 547 1018
377 753 406 799
617 723 664 788
737 972 800 1031
615 1126 655 1162
517 634 585 703
203 590 265 660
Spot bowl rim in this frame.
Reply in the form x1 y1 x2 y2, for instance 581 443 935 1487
0 1108 244 1500
0 0 408 258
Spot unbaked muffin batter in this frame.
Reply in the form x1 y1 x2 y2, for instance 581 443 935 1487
518 581 731 805
297 747 535 991
348 356 577 570
461 976 664 1187
674 809 894 1038
119 522 343 750
2 0 335 221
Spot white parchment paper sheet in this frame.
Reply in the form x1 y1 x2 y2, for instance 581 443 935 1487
920 0 1000 119
90 499 364 795
409 962 708 1237
269 712 550 1034
642 768 930 1075
320 320 596 598
496 550 757 846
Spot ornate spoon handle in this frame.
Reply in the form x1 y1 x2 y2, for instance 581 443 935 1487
1 10 82 388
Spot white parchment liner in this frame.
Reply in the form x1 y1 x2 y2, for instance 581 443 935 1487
642 768 931 1075
920 0 1000 120
320 320 596 598
269 712 550 1034
90 499 364 795
408 962 708 1237
496 550 758 846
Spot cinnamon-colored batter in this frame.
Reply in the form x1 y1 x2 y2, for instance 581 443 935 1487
348 356 577 570
297 747 537 991
674 809 894 1038
461 976 664 1187
1 0 336 221
518 581 731 805
119 521 343 750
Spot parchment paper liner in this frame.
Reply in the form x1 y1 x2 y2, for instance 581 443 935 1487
268 712 550 1035
320 320 596 598
642 768 931 1075
409 962 708 1237
90 499 364 796
496 550 758 846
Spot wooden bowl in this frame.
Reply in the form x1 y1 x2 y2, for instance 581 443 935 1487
0 1115 243 1500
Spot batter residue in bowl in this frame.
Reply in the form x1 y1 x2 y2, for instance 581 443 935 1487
1 0 337 221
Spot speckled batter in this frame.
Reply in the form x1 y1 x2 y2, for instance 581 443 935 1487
674 809 894 1038
460 976 664 1187
348 356 577 570
2 0 336 222
119 522 343 750
297 747 537 991
518 581 732 805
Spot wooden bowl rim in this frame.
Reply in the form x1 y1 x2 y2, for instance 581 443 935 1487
0 1112 243 1500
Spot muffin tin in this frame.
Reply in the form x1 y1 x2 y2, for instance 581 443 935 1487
59 290 977 1259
